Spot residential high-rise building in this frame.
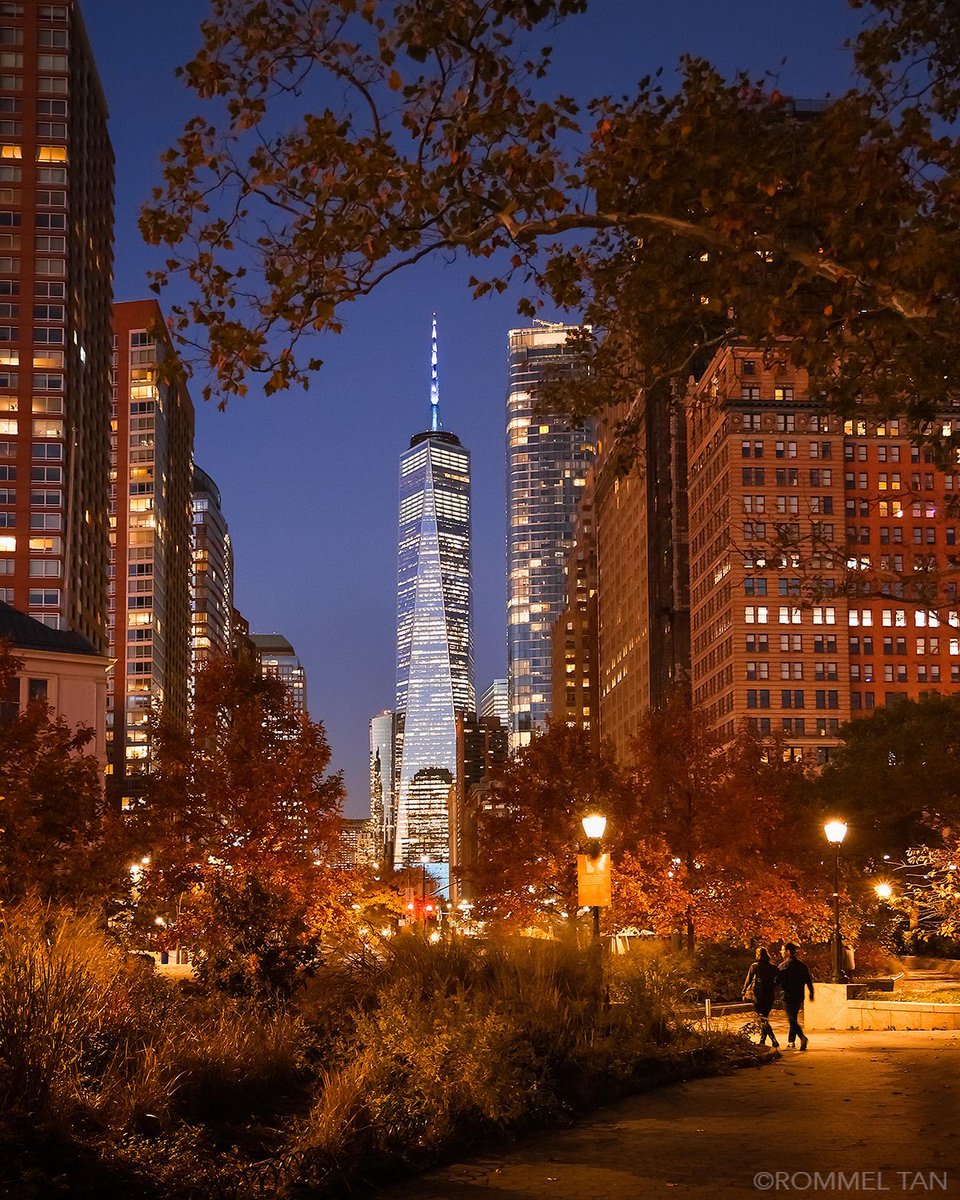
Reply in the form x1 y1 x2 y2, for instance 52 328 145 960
394 317 473 883
686 343 960 761
479 677 508 728
192 464 233 674
594 388 690 760
368 708 398 863
551 475 600 748
0 1 114 652
251 632 307 713
107 300 194 804
506 324 595 746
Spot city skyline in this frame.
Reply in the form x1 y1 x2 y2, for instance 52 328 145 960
76 0 864 812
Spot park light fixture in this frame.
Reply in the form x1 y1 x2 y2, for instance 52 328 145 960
875 882 893 901
824 818 849 983
582 813 607 840
824 819 848 845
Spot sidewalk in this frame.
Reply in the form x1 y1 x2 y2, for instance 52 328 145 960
379 1030 960 1199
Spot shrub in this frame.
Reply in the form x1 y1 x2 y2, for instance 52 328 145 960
0 900 125 1120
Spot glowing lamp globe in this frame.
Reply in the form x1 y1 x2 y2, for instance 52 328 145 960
824 820 848 845
581 813 607 840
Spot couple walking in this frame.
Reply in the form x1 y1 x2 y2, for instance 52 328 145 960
742 942 815 1051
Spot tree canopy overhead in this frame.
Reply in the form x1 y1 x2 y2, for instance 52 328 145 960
144 0 960 436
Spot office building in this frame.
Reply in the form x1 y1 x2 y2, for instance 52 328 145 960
551 476 600 748
594 388 690 760
368 708 398 863
479 677 508 727
0 0 114 652
506 324 595 746
394 317 473 882
687 343 960 761
250 632 307 713
449 711 509 905
107 300 194 803
192 464 233 673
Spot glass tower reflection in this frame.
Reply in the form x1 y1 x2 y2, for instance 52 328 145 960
506 325 595 747
394 320 474 884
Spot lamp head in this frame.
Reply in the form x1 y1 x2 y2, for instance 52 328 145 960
581 813 607 840
824 819 848 845
874 882 893 901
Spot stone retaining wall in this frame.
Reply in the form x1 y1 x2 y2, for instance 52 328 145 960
804 982 960 1031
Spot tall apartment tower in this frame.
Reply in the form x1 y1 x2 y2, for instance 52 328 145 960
394 317 473 882
686 343 960 762
0 1 113 651
107 300 194 803
506 325 595 746
594 389 690 760
192 463 233 673
250 632 307 713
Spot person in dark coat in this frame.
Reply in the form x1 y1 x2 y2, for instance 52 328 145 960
742 947 780 1047
779 942 814 1050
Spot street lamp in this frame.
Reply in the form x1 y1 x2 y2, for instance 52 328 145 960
419 853 430 924
874 882 893 901
824 819 848 983
581 813 607 941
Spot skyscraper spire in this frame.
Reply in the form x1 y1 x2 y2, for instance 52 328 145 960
430 313 441 432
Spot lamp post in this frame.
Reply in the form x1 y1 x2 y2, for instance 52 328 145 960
418 852 430 924
824 819 848 983
581 813 607 942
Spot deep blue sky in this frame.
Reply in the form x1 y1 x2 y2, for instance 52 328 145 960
81 0 866 814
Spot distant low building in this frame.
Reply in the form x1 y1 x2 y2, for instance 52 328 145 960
449 711 509 906
251 633 307 714
479 678 509 728
0 601 110 771
332 816 377 869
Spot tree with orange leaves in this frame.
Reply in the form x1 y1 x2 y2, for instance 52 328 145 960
129 652 345 996
624 695 827 949
0 644 123 903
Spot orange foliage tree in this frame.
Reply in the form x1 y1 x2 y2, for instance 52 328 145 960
623 696 828 948
129 652 345 996
0 644 123 903
469 722 634 930
470 699 828 947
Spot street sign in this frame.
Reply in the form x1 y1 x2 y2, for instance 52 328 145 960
577 852 612 907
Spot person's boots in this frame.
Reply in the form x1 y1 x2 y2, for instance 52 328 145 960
799 1034 808 1051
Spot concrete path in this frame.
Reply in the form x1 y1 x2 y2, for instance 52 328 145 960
379 1030 960 1199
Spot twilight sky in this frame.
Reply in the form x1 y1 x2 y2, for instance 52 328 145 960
81 0 865 814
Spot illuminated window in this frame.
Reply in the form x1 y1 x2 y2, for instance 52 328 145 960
35 146 67 163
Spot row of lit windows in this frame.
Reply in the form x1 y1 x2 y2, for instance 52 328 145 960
744 606 838 625
747 689 840 709
746 662 839 681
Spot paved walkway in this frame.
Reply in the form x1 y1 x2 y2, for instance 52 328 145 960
379 1030 960 1199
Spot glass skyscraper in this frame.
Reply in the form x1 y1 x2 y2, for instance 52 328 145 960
394 318 473 883
506 325 595 746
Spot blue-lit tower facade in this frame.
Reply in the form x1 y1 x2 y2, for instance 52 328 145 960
506 325 596 747
394 318 474 884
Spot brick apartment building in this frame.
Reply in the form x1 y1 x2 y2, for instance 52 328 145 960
687 343 960 761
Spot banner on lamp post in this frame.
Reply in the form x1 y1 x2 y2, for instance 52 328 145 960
577 853 612 907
